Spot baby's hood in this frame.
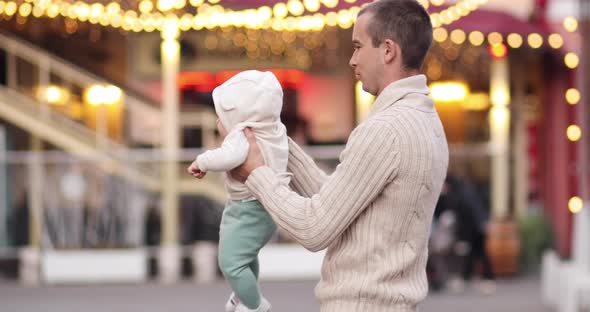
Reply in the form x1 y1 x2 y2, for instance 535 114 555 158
212 70 284 131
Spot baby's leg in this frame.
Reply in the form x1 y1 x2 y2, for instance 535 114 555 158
250 257 259 281
218 200 276 309
218 243 259 309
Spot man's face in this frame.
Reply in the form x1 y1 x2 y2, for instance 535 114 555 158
349 13 383 96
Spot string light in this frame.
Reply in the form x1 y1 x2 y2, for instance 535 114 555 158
0 0 579 39
5 1 17 16
569 196 584 214
431 0 488 28
507 33 523 48
433 28 448 43
139 0 153 13
563 16 578 32
417 0 429 9
273 3 288 18
527 33 543 49
337 9 353 29
487 32 503 45
304 0 320 12
18 2 32 16
324 11 338 27
106 2 120 15
322 0 339 9
157 0 175 12
0 0 481 34
567 125 582 142
565 53 579 69
174 0 186 10
3 0 484 33
287 0 305 16
488 43 508 59
450 29 466 45
46 2 57 17
561 17 581 207
1 0 349 32
468 31 485 46
32 5 43 17
566 88 580 105
548 33 564 49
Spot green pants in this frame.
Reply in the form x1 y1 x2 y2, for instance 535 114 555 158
218 200 277 309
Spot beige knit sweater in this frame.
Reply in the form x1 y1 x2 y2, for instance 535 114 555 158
246 75 449 312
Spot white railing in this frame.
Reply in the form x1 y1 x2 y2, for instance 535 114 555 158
0 147 342 251
0 140 492 252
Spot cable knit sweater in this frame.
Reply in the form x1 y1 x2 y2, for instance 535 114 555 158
245 75 449 312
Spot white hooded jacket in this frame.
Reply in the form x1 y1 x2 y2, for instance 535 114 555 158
196 70 290 200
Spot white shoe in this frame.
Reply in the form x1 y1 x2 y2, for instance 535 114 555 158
235 297 271 312
225 293 239 312
447 277 466 294
477 280 496 295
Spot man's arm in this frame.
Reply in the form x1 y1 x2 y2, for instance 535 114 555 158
197 130 249 172
287 138 328 197
245 121 399 252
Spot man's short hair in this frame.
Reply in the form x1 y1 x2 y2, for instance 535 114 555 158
358 0 433 70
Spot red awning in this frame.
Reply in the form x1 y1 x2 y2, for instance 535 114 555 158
439 8 549 36
215 0 371 12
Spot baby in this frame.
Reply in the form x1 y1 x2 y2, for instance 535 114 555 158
188 70 289 312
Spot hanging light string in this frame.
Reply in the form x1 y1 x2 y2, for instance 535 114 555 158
0 0 486 33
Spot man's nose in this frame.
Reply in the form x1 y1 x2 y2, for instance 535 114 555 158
349 57 356 68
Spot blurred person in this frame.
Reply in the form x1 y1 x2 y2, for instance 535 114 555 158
180 195 223 283
427 181 457 291
230 1 449 311
144 203 161 246
445 175 496 295
11 192 29 247
187 70 289 312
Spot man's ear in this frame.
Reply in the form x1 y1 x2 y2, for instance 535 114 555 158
383 39 398 64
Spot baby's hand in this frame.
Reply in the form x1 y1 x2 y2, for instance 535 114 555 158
187 160 207 179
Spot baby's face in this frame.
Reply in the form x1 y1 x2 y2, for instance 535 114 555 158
216 119 228 138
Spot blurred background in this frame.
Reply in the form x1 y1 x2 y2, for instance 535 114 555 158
0 0 588 311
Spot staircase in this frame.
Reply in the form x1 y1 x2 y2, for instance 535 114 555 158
0 32 224 201
0 85 160 191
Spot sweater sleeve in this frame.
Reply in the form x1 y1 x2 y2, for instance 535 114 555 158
286 138 328 198
246 121 400 252
196 130 249 172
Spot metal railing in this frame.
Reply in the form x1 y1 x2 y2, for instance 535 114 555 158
0 146 343 252
0 139 493 256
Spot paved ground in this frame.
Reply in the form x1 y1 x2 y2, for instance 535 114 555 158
0 277 552 312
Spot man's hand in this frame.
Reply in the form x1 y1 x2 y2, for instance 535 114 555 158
230 128 265 183
187 160 207 179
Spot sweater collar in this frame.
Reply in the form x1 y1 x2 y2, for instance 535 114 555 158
368 74 431 117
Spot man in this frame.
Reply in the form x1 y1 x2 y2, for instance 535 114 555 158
445 175 496 294
232 0 449 311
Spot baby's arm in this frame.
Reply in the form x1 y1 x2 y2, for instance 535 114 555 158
195 130 250 172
